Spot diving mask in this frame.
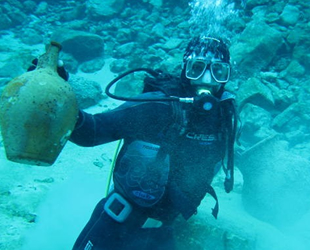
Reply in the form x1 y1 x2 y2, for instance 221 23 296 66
185 57 231 83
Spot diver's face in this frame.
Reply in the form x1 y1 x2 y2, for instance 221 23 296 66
185 54 230 95
189 62 222 95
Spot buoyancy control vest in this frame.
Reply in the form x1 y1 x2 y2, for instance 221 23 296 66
106 69 238 219
141 70 237 195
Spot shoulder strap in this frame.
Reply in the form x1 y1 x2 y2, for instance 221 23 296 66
170 101 188 136
220 91 236 101
220 92 238 193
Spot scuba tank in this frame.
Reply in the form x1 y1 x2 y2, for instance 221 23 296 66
0 41 78 166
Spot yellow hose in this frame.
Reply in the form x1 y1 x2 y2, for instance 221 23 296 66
105 139 123 197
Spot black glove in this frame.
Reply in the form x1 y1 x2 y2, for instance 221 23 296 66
27 58 69 81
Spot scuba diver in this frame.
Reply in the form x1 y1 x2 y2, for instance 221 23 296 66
32 36 238 249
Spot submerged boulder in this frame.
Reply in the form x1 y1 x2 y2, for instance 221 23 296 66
237 135 310 228
239 103 275 145
86 0 125 18
279 5 301 27
51 29 104 62
272 101 308 133
236 77 274 111
69 75 103 109
230 20 283 77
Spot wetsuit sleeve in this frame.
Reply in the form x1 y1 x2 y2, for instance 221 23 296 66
69 101 172 147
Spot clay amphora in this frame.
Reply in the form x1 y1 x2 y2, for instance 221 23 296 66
0 42 78 166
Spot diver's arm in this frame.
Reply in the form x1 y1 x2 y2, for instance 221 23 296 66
69 110 101 147
69 100 172 147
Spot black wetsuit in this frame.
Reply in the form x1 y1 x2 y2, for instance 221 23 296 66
69 91 234 250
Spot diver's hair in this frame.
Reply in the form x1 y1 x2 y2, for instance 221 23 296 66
183 36 230 64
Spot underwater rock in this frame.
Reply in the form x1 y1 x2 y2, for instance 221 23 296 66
86 0 125 18
80 57 105 74
110 58 128 73
293 43 310 72
0 78 11 89
51 29 104 62
236 77 274 111
0 37 43 84
69 74 103 109
22 0 37 13
279 60 305 85
0 14 13 30
279 5 301 26
239 103 275 145
238 135 310 228
259 71 279 83
151 23 165 38
266 83 296 111
174 215 253 250
245 0 270 9
34 1 48 15
0 1 26 28
115 28 133 44
173 189 307 250
59 3 86 22
0 61 25 79
230 20 283 77
159 54 183 75
287 23 309 48
286 130 310 154
20 28 43 45
114 42 136 58
156 38 183 50
147 0 163 8
135 32 154 46
271 102 306 132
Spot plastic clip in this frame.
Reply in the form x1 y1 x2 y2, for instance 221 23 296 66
104 193 132 223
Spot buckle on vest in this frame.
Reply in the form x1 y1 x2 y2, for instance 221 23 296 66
141 217 163 229
104 193 132 223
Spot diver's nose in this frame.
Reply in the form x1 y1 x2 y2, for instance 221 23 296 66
201 70 212 84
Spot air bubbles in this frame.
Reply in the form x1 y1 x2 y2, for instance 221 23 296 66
188 0 239 39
